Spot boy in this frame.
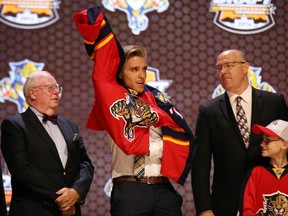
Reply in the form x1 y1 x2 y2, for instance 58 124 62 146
239 119 288 215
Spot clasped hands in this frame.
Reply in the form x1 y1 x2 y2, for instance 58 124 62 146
55 187 80 216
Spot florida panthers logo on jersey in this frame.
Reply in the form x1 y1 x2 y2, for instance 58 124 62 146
256 191 288 215
110 93 158 141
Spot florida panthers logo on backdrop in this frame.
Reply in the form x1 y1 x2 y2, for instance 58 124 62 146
0 0 61 29
110 93 159 141
212 66 276 98
102 0 170 35
256 191 288 215
146 66 172 97
0 59 44 112
209 0 276 35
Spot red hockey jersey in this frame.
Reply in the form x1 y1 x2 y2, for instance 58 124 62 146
73 6 193 185
240 164 288 215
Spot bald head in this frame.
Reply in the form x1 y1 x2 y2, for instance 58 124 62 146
216 49 250 94
217 49 247 62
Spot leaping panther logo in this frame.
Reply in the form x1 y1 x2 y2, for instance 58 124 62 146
110 93 158 141
256 191 288 215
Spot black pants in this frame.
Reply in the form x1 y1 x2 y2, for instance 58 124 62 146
110 181 183 216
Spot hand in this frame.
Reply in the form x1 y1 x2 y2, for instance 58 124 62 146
55 187 80 211
199 211 215 216
61 206 76 216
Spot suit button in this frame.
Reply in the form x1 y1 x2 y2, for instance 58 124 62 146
63 172 66 175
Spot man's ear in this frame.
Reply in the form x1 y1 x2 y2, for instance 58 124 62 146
243 62 250 74
29 89 37 100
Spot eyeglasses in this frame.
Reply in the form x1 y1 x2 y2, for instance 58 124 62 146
216 61 247 72
32 84 62 94
262 138 284 145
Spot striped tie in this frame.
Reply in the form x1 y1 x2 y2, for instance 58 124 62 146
236 96 250 148
133 155 145 179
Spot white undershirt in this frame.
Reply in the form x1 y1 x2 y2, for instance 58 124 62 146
110 126 163 178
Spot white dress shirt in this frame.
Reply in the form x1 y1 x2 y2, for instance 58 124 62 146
110 126 163 178
29 107 68 168
227 85 252 131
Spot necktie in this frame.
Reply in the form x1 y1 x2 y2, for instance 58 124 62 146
236 96 250 148
43 114 58 124
133 155 145 179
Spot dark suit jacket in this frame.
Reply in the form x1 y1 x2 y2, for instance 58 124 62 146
0 162 7 216
191 87 288 216
1 108 94 216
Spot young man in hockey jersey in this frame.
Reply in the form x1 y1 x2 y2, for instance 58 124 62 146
73 6 194 216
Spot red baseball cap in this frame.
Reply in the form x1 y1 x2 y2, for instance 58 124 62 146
252 119 288 140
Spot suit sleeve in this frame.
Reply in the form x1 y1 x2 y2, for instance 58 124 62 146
67 123 94 204
1 119 59 201
0 162 7 216
277 93 288 120
191 104 213 214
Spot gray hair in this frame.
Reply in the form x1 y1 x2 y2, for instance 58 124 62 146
23 71 52 101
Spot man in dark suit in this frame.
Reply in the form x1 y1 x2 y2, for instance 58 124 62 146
0 161 7 216
191 49 288 216
1 71 94 216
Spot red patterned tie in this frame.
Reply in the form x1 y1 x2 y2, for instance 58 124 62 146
236 96 250 148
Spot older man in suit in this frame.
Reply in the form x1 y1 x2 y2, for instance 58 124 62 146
1 71 94 216
191 49 288 216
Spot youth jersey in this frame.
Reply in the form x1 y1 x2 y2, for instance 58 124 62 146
239 164 288 215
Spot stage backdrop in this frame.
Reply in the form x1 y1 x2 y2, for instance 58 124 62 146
1 1 287 215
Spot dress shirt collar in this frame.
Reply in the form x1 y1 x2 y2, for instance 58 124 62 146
29 106 45 122
227 85 252 105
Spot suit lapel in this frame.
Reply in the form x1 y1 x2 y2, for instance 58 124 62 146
251 88 263 125
219 93 249 149
22 108 63 166
250 88 264 144
219 93 235 125
57 118 73 168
